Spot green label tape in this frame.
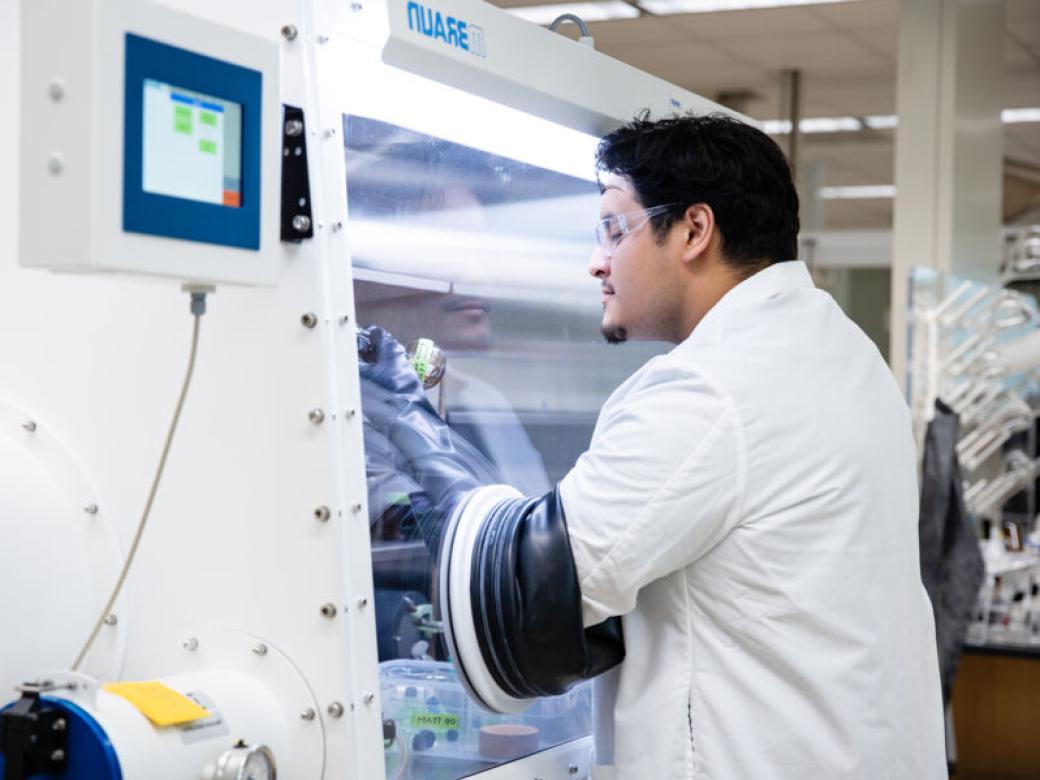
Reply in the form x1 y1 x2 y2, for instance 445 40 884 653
409 711 460 730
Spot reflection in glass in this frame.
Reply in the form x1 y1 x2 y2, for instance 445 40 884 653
345 115 667 776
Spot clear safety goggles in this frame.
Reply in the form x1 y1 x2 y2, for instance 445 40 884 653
594 203 683 258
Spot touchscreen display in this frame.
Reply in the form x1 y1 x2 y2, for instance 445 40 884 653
142 79 243 207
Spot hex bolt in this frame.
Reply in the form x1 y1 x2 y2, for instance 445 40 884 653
331 221 343 232
103 614 118 626
183 637 199 651
292 214 312 233
301 312 318 329
48 79 65 101
314 505 331 522
350 501 363 514
308 409 325 425
83 503 98 515
281 24 298 41
22 420 37 433
345 408 356 418
52 718 66 733
50 749 65 762
285 118 304 137
327 701 344 718
301 708 316 721
362 692 375 706
569 765 579 775
252 643 268 656
320 603 337 619
357 596 368 609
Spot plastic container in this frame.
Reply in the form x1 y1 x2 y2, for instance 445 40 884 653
380 660 591 779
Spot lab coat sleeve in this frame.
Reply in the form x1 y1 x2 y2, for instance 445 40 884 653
560 363 745 627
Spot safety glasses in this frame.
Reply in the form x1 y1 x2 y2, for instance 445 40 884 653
594 203 683 258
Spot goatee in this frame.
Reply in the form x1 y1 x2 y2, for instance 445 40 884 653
602 325 628 344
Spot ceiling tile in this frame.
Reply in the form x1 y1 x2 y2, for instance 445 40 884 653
852 28 897 61
712 31 890 74
586 17 690 48
808 0 898 31
665 7 830 38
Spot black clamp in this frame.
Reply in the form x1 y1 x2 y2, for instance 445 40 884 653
281 104 315 243
1 689 68 780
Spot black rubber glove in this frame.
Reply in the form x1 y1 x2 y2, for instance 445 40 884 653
358 326 501 548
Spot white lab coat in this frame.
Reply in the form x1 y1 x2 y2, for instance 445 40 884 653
559 261 946 779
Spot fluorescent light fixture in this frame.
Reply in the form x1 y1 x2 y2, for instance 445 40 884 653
767 109 1040 135
800 116 862 133
864 114 898 130
638 0 861 15
763 116 860 134
818 185 896 200
1002 107 1040 124
763 119 792 134
507 1 640 25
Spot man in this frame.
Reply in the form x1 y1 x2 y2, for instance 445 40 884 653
360 113 946 778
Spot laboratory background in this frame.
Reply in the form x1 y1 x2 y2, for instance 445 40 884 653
0 0 1038 778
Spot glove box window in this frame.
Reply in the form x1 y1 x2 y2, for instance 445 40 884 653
344 114 667 777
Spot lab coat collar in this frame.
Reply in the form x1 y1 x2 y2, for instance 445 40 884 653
681 260 813 348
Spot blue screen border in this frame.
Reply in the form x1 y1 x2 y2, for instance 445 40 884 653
123 33 262 251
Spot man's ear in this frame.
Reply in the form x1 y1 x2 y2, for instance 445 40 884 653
680 203 716 265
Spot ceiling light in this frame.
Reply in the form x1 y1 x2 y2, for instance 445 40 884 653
864 114 898 130
507 1 640 25
818 185 896 199
762 116 860 134
637 0 862 15
800 116 862 133
1002 107 1040 124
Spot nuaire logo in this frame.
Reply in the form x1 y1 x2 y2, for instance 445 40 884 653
406 1 486 57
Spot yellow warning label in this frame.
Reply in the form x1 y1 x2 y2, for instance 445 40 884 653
103 681 211 727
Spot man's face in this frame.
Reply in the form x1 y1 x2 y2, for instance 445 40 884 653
588 174 683 344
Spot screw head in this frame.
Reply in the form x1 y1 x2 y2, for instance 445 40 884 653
362 692 375 706
301 312 318 329
327 701 345 717
569 765 579 775
320 603 337 619
350 501 363 514
317 34 330 44
281 24 298 41
351 2 363 10
83 503 98 515
183 637 199 651
22 420 37 433
314 505 331 522
357 596 368 609
50 749 65 762
301 708 316 721
252 643 268 656
47 153 64 175
103 614 118 626
331 221 343 232
292 214 312 233
52 718 66 732
48 79 65 101
308 408 325 425
285 118 304 137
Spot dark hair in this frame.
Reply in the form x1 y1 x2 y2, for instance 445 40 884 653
596 112 800 268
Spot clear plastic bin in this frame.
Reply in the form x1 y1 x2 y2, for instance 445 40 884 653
380 660 591 779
